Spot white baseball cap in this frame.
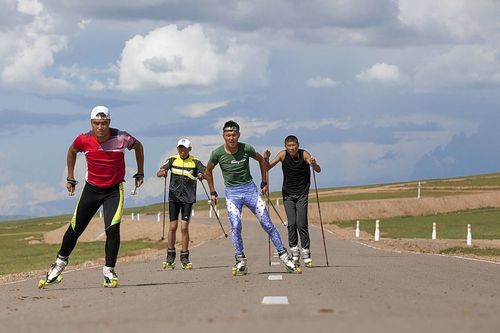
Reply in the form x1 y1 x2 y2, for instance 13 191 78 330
177 138 191 148
90 105 111 120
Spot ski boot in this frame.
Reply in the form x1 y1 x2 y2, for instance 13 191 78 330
279 250 302 274
180 250 193 269
290 246 301 267
162 248 176 269
302 248 313 268
231 254 248 276
38 254 68 288
103 266 118 288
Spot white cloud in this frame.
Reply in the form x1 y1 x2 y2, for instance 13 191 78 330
356 63 408 85
398 0 500 43
0 0 70 91
116 24 268 91
306 76 339 88
414 46 500 91
175 101 228 118
17 0 43 16
287 118 351 130
212 117 281 139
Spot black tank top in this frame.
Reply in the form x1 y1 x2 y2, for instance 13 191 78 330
282 149 310 196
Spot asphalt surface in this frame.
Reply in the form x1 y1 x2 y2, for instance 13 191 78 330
1 217 500 333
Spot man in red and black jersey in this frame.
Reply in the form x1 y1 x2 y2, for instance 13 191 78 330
39 105 144 289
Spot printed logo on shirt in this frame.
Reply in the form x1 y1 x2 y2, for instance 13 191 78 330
231 154 248 165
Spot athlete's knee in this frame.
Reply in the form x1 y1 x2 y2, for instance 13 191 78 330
105 223 120 239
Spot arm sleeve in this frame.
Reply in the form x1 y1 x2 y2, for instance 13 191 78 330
244 143 257 158
72 135 83 152
195 159 206 174
160 157 174 170
209 150 219 166
124 131 137 150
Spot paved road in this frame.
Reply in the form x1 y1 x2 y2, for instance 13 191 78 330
1 217 500 333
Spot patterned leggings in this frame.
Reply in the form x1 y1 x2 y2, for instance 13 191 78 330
225 181 285 256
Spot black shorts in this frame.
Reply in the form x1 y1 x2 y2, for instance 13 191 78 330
169 202 193 222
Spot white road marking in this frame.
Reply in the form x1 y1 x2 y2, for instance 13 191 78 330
262 296 288 305
270 261 280 266
268 274 283 281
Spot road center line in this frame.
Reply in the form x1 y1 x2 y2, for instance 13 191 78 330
268 274 283 281
262 296 288 305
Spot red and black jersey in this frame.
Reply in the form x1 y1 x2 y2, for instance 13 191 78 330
72 128 137 188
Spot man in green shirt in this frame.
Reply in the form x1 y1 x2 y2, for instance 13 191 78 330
205 120 301 275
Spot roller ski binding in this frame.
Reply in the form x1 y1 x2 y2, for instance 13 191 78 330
102 266 118 288
302 248 313 268
231 254 248 276
38 255 68 288
279 250 302 274
162 248 176 269
180 250 193 269
290 246 301 267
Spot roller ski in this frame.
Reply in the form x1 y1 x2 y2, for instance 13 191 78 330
38 255 68 288
279 250 302 274
290 246 301 267
102 266 118 288
180 250 193 270
231 254 248 276
162 248 176 269
302 248 312 268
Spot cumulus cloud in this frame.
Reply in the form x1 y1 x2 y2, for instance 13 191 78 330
356 63 408 85
116 24 268 91
306 76 339 88
0 0 70 91
175 101 228 118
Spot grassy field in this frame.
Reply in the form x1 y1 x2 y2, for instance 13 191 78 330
335 207 500 239
0 216 159 275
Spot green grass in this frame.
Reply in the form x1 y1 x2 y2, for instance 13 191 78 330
334 207 500 239
0 215 160 276
0 240 154 275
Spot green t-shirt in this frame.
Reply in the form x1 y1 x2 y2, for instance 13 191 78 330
209 142 257 186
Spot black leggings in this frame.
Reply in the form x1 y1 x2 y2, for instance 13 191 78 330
58 182 124 267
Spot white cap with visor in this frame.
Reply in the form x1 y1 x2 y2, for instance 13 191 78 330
90 106 111 120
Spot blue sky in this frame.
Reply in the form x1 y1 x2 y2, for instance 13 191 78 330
1 0 500 218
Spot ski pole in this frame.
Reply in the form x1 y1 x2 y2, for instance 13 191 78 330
130 186 138 195
161 175 167 241
200 180 228 238
265 156 271 266
267 199 287 227
312 168 329 266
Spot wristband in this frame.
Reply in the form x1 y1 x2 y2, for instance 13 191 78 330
133 173 144 179
210 191 218 197
260 181 267 189
66 178 78 186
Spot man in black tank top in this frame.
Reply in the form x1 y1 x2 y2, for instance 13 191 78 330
264 135 321 267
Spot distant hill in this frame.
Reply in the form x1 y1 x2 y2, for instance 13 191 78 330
0 215 32 222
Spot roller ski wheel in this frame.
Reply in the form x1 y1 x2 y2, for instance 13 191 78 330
103 266 119 288
103 277 118 288
304 259 313 268
232 254 248 276
301 248 312 268
162 261 175 269
37 275 63 289
180 250 192 270
279 250 302 274
163 248 176 269
181 262 193 270
231 265 248 276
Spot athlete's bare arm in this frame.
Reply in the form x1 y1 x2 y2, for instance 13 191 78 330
304 150 321 173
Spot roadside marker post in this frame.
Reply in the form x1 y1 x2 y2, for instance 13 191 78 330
374 219 380 241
